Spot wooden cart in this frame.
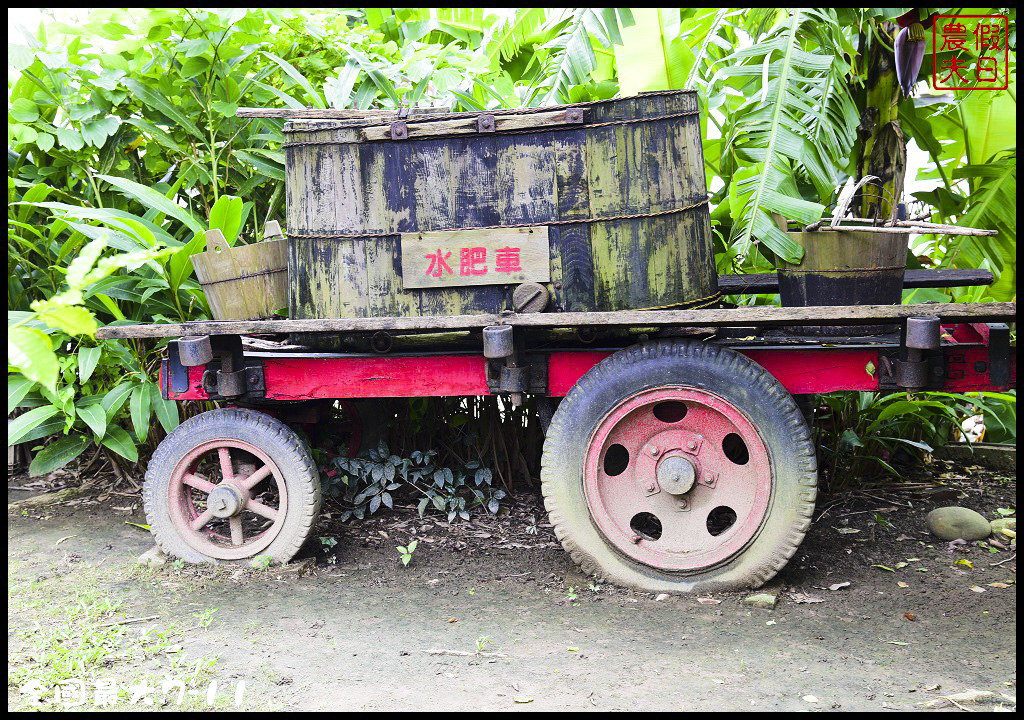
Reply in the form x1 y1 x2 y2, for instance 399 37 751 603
97 92 1017 592
98 281 1015 592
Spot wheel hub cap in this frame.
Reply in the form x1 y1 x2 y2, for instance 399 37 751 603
656 455 696 495
583 387 773 572
208 484 243 518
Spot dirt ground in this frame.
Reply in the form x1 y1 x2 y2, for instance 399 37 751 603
8 456 1017 712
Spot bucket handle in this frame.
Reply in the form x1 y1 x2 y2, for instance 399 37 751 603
205 229 230 254
831 175 880 227
263 220 285 240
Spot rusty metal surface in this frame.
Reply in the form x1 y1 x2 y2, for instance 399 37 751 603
582 387 772 572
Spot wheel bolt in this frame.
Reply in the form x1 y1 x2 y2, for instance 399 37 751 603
687 440 697 451
646 483 656 492
647 445 660 456
631 534 642 544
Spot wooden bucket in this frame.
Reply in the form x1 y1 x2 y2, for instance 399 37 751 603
282 90 717 320
777 229 908 335
191 226 288 321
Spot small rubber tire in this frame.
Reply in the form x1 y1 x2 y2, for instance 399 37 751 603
541 340 817 593
144 408 321 564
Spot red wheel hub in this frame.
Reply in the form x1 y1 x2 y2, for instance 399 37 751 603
168 439 288 560
583 387 772 571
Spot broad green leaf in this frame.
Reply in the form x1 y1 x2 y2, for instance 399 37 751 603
30 300 98 338
101 425 138 462
129 383 152 442
8 375 36 413
96 174 205 236
8 327 58 393
208 195 244 245
150 382 179 433
78 346 102 383
8 405 61 446
101 381 134 420
29 434 91 477
76 402 107 438
10 97 40 122
168 233 206 294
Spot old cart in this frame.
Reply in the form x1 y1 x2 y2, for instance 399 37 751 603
97 91 1017 593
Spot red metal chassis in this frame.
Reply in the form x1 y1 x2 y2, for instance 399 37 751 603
161 322 1014 402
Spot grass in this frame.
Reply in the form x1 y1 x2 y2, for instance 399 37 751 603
7 561 238 710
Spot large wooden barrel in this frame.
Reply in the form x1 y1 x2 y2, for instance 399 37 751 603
283 90 717 320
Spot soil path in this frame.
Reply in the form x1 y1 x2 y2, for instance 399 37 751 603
8 460 1016 711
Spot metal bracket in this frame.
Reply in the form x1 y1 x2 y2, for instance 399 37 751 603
476 113 495 133
986 322 1011 387
202 361 265 400
390 121 408 140
485 353 548 395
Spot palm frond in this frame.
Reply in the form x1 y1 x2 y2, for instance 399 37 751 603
713 8 856 263
485 8 547 63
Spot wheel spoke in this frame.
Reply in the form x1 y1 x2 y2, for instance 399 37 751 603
182 473 216 494
246 499 278 521
238 464 273 491
191 509 215 532
229 516 244 546
218 447 234 482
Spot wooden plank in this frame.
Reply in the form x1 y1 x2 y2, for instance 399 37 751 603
401 227 550 289
718 268 996 294
360 108 585 142
96 302 1017 339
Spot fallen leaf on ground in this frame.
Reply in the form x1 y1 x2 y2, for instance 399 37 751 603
988 582 1010 588
955 558 974 569
886 641 909 646
836 528 860 534
872 564 895 572
696 596 721 605
904 612 917 621
969 585 986 593
655 593 669 602
448 617 458 623
829 582 851 591
513 697 534 704
897 581 909 588
802 695 819 703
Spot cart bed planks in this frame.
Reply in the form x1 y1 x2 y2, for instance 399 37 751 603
96 301 1017 339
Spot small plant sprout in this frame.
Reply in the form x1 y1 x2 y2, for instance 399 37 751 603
588 583 602 593
319 536 338 552
475 636 493 653
249 555 272 571
567 586 578 602
396 540 418 566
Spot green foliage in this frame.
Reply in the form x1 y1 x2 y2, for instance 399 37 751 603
328 441 505 523
7 8 1016 484
814 391 1017 488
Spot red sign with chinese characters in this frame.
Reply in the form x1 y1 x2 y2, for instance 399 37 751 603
400 226 550 289
933 15 1009 90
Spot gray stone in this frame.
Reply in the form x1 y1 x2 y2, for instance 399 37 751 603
990 517 1016 537
743 591 778 609
925 507 992 541
137 546 168 567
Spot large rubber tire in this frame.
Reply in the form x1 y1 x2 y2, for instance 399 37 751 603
144 408 321 564
541 340 817 593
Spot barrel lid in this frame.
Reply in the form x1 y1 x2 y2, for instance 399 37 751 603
282 89 697 134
